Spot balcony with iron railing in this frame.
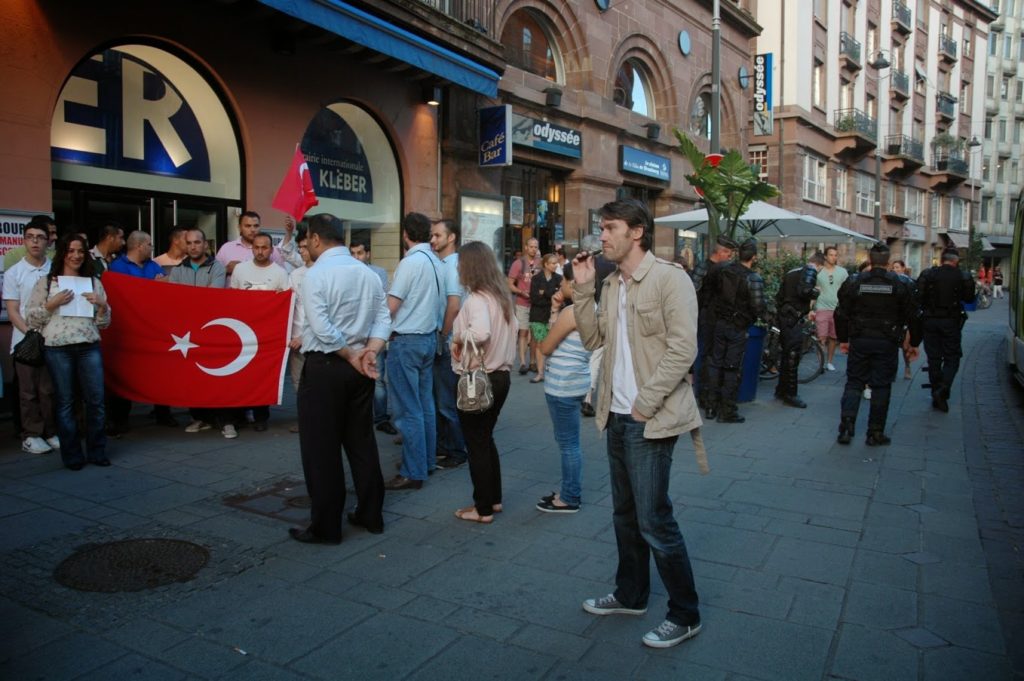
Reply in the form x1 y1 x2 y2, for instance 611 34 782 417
890 70 910 99
840 31 862 69
885 134 924 162
416 0 493 32
892 0 912 33
933 150 968 175
833 108 877 140
937 92 957 120
938 34 958 61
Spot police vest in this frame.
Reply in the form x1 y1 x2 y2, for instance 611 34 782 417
847 269 904 341
921 266 968 318
713 263 754 327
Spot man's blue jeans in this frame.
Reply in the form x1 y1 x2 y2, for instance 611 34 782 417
606 412 700 627
45 343 107 467
373 346 390 425
434 345 467 462
544 393 584 505
386 333 436 480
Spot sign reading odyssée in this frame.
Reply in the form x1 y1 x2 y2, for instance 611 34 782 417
479 106 512 167
511 114 582 159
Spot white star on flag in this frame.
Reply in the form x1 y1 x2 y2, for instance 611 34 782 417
169 332 199 358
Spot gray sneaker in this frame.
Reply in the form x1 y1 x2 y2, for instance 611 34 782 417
642 620 702 648
582 593 646 616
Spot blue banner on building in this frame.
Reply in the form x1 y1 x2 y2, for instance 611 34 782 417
753 52 773 137
301 108 373 203
510 114 582 159
479 105 512 167
619 146 671 181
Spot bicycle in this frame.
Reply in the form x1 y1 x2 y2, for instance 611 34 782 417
759 317 825 384
976 283 992 310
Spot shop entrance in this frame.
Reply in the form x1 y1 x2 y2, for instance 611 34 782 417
502 164 566 256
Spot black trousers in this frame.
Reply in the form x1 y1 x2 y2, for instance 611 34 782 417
840 336 898 431
775 318 804 399
457 370 510 517
922 317 963 398
708 320 748 410
695 312 715 405
298 352 384 541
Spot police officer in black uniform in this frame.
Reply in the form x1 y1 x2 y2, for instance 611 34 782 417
691 236 737 410
706 238 766 423
773 251 825 408
834 243 920 446
917 248 975 412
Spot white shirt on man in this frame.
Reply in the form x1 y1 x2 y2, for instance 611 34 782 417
2 257 50 351
610 275 640 414
229 260 289 291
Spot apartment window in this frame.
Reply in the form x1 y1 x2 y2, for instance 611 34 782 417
1000 118 1008 141
987 75 996 97
1012 199 1020 224
1017 80 1023 102
1016 121 1023 143
855 172 875 215
841 81 854 110
906 187 924 222
960 84 970 114
964 29 972 58
867 25 877 61
750 148 769 181
990 36 999 57
835 166 849 210
1006 35 1014 59
803 154 828 203
985 118 994 139
931 194 941 227
1002 77 1010 100
984 157 992 181
951 198 965 231
981 197 989 221
1008 0 1016 14
996 199 1004 222
998 161 1005 183
813 60 825 109
915 64 927 94
813 0 826 20
1013 160 1020 184
917 0 927 27
866 95 877 120
1019 39 1024 60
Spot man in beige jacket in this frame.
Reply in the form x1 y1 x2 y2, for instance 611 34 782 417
572 198 702 649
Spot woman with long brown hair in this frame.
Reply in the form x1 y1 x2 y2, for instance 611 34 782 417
27 234 111 470
450 241 517 524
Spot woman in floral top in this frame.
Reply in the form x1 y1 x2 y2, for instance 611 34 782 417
27 234 111 470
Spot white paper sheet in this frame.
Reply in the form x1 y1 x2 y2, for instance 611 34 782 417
56 276 95 318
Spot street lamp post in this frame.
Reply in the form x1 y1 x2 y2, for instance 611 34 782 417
710 0 721 154
869 51 891 243
967 135 982 259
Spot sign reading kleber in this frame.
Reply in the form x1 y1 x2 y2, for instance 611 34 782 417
511 114 582 159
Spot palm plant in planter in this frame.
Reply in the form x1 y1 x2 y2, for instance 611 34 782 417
675 130 780 243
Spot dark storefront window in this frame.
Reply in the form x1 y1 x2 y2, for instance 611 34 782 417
502 165 566 260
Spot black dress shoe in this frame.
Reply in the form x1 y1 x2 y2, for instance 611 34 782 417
66 462 84 471
253 421 268 432
89 457 112 467
156 414 180 428
436 458 466 470
778 395 807 409
717 413 745 424
375 421 398 435
288 527 341 545
384 475 423 490
347 512 384 534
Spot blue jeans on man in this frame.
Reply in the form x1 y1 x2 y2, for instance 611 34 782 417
373 346 390 425
606 412 700 627
386 333 437 480
45 343 107 467
544 393 584 505
434 344 467 463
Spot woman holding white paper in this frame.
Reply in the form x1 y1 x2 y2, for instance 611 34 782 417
27 234 111 470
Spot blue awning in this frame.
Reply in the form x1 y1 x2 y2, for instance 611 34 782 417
257 0 500 97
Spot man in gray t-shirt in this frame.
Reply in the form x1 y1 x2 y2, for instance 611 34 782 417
814 246 848 371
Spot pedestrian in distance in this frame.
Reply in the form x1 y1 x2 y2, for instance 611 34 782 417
889 259 916 380
917 248 975 412
815 246 848 372
450 241 517 524
507 238 542 375
528 253 562 383
834 243 920 445
573 199 703 650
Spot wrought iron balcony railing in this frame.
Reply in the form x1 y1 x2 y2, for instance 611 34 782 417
833 108 877 140
840 31 862 66
885 134 924 162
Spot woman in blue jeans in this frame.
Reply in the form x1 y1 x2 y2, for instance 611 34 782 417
536 263 591 513
27 234 111 470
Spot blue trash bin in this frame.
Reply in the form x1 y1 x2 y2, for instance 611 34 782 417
963 297 978 312
738 325 766 403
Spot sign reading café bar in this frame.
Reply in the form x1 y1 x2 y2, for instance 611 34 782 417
479 105 512 167
510 114 582 159
619 146 671 182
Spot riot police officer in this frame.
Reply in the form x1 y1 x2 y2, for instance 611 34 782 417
774 251 825 408
917 248 975 412
834 243 920 445
706 238 765 423
691 236 737 410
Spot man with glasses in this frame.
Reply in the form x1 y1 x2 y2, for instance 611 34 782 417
4 215 56 271
814 246 848 371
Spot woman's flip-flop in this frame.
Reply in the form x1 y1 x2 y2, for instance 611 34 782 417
454 506 494 524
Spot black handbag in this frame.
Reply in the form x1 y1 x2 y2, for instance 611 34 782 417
12 329 45 367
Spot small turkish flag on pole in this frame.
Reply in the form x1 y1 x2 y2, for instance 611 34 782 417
101 273 294 408
272 145 319 221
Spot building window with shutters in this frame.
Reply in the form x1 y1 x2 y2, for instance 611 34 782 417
803 154 828 203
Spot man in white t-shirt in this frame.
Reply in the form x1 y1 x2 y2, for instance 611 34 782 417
286 230 313 433
229 232 289 431
2 221 58 454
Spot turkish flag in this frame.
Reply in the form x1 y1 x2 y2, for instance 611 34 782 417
101 273 294 408
272 145 319 221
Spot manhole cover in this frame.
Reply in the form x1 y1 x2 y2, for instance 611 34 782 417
284 495 312 509
54 539 209 593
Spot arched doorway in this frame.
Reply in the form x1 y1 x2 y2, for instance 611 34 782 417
50 43 242 253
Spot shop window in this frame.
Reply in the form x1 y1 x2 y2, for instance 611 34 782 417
500 11 560 82
689 91 712 140
613 59 654 117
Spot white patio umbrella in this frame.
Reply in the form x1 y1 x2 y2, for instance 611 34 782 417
654 201 876 243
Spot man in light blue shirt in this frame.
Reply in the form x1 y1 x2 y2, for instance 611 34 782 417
384 212 445 490
429 218 468 468
290 214 390 545
351 237 395 435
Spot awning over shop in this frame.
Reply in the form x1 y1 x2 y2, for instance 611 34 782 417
941 231 970 248
257 0 500 97
981 236 995 251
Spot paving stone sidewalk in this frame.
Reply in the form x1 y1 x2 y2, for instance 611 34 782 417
0 299 1020 680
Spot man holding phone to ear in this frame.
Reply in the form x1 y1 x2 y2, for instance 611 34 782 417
572 199 703 649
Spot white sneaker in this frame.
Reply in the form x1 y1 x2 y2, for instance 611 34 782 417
222 424 238 439
185 420 211 433
826 362 836 371
22 437 51 454
863 387 872 400
45 436 60 450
